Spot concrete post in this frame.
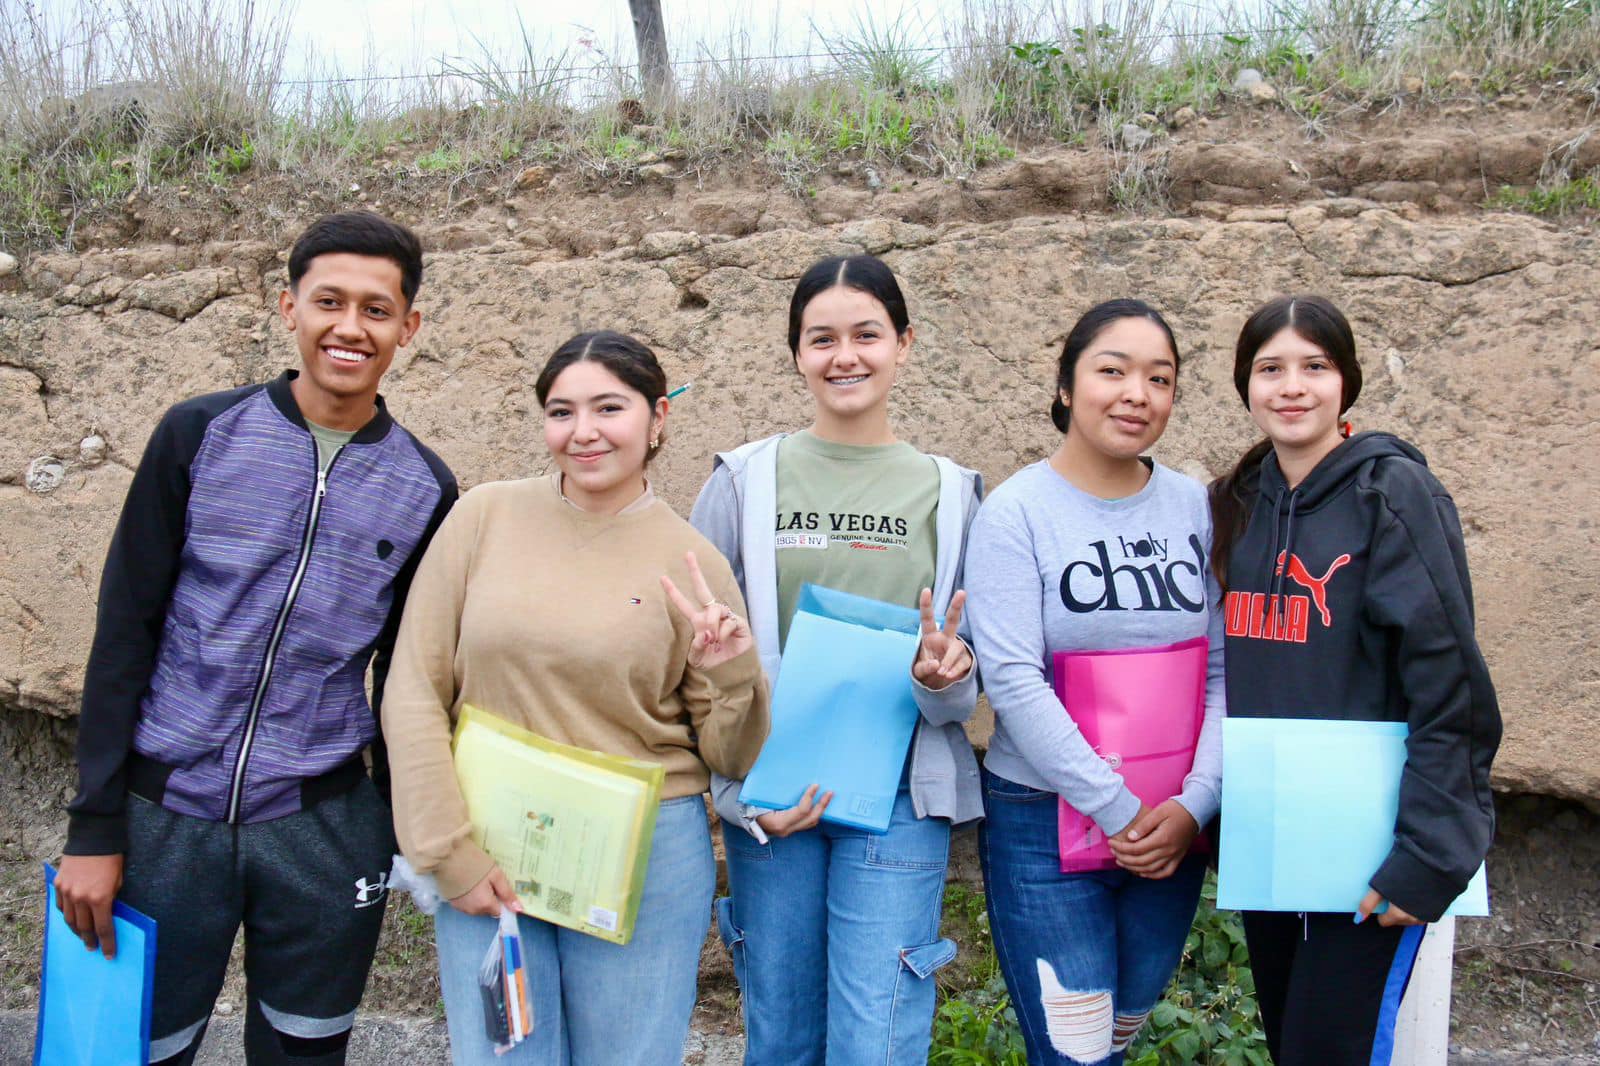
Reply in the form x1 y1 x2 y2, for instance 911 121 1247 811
1393 917 1456 1065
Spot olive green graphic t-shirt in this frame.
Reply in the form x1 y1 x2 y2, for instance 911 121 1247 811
774 431 940 648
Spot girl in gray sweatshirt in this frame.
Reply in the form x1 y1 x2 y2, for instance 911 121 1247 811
965 300 1224 1066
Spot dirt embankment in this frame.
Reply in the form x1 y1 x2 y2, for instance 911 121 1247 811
1 99 1598 1056
34 90 1600 254
6 107 1599 804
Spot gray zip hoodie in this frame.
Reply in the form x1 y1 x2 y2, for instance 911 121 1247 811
689 433 986 830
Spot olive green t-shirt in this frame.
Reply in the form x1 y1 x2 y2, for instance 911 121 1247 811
774 431 940 648
307 420 357 473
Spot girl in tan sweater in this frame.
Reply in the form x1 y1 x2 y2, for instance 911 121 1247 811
381 331 770 1065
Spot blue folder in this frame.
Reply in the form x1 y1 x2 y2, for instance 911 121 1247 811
1218 718 1489 916
35 864 157 1066
740 584 925 833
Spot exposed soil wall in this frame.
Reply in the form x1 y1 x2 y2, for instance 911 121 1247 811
3 102 1600 1057
3 116 1597 803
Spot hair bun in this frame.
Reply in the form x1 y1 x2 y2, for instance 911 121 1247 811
1049 396 1071 433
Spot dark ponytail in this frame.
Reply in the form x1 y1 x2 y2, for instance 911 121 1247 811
1209 295 1362 590
1209 439 1272 591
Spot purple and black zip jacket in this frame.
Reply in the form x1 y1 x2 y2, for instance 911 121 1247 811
64 370 457 855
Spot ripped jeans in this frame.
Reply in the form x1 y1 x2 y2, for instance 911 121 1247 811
979 769 1205 1066
717 787 954 1066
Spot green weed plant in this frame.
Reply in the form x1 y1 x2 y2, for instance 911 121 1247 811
2 0 1597 247
1492 172 1600 213
932 874 1267 1066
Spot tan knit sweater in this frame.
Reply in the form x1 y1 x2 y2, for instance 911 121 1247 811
382 475 770 898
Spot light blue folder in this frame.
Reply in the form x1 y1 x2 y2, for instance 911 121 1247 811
1218 718 1489 916
35 864 157 1066
740 584 924 833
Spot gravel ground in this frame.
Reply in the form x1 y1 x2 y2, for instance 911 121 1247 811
0 1012 747 1064
1 1011 1595 1065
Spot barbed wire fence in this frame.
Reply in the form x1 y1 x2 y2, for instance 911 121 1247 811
268 13 1438 93
13 10 1465 118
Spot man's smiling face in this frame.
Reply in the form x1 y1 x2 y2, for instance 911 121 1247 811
279 252 420 421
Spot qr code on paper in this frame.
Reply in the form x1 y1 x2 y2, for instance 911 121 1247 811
548 888 574 915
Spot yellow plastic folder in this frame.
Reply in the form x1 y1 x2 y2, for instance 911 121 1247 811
452 705 664 945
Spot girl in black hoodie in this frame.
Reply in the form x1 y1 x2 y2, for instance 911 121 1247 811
1210 295 1501 1066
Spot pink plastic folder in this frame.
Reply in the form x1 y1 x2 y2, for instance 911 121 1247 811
1053 637 1209 872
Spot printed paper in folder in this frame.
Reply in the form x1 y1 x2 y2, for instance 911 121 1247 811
452 705 664 944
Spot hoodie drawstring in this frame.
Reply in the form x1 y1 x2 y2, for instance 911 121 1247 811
1263 492 1283 620
1281 490 1300 596
1264 489 1301 638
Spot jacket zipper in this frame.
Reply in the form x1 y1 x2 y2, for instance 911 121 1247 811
225 446 341 824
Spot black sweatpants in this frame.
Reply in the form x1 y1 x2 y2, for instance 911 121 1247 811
1242 911 1427 1066
118 780 396 1065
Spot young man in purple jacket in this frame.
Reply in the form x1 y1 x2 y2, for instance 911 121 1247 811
53 211 457 1065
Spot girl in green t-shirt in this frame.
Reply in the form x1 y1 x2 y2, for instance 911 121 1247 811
690 254 984 1065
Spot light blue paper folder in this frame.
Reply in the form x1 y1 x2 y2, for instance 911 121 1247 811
36 864 156 1066
1218 718 1489 916
740 584 924 833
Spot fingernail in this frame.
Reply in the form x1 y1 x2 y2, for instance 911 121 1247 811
1353 912 1364 924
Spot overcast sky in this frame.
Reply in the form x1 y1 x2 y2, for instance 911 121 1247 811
27 0 1265 102
282 0 938 82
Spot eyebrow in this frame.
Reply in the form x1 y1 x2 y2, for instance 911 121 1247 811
805 319 886 336
1095 349 1176 369
543 392 633 406
1251 352 1321 364
309 284 398 307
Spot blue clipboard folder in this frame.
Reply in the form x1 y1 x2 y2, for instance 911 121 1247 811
1218 718 1489 916
739 584 924 833
36 863 157 1066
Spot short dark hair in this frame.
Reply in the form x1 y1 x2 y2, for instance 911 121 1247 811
535 331 670 461
1052 299 1180 432
288 211 424 306
787 255 910 356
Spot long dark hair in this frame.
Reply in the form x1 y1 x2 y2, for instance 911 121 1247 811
1209 295 1363 587
1051 299 1179 432
535 331 669 461
787 254 910 356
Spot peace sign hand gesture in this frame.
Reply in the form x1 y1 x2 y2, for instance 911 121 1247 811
912 588 972 691
661 551 754 671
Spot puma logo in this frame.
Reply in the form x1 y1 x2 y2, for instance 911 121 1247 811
1275 551 1352 627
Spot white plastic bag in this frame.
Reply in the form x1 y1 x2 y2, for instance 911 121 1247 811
386 854 443 916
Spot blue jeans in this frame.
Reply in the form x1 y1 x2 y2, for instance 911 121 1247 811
979 769 1205 1066
718 787 955 1066
434 795 714 1066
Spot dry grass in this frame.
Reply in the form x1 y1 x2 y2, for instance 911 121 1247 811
0 0 1597 246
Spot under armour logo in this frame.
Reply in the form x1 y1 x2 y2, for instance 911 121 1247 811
354 873 388 908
